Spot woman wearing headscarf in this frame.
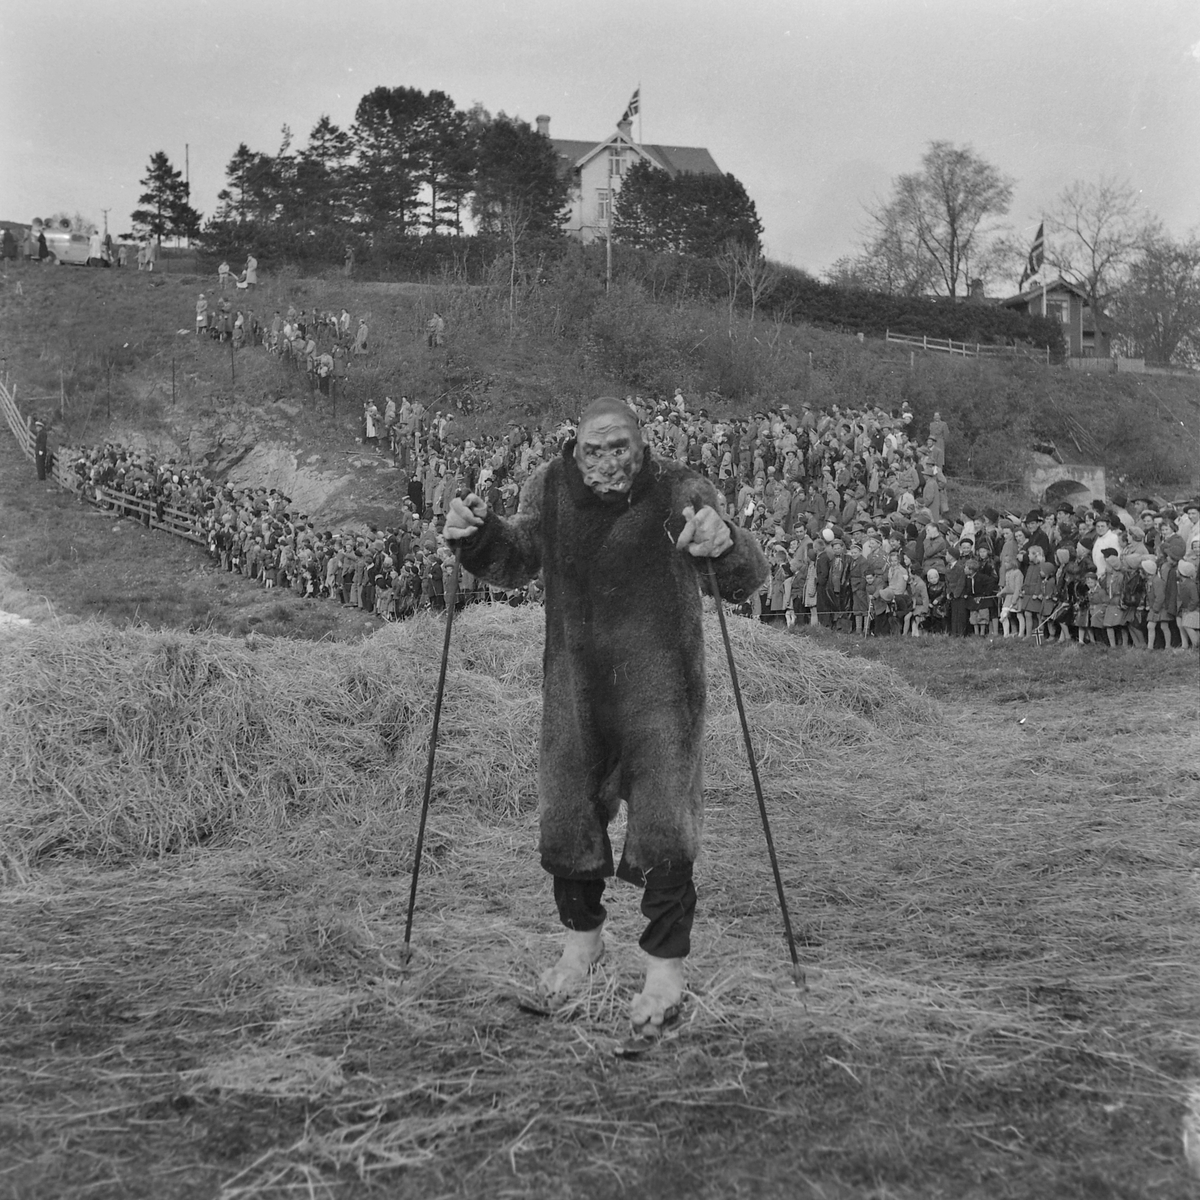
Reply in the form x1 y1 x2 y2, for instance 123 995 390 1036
1098 547 1127 647
1175 560 1198 649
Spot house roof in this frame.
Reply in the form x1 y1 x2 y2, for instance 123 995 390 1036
1001 277 1090 308
548 134 721 180
643 144 722 176
548 139 597 171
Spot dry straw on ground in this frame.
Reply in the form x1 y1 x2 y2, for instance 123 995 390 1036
0 604 935 879
1 607 1197 1197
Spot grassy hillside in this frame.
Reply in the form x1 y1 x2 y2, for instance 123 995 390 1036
1 610 1197 1198
1 255 1196 512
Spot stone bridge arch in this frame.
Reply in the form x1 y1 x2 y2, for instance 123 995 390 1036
1023 455 1106 507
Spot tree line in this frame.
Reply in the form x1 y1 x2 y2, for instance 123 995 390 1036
825 141 1200 367
127 94 1197 367
131 85 764 265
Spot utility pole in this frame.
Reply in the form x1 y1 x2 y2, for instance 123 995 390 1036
605 153 613 293
185 144 190 248
101 208 110 236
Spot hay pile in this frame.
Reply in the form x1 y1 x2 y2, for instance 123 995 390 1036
0 605 937 878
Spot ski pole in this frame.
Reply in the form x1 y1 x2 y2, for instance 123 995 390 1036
705 558 805 989
402 547 462 962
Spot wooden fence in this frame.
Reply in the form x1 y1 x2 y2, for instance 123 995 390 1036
0 370 206 544
1068 356 1200 379
886 330 1051 365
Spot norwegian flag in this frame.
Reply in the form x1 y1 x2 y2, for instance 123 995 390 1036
1023 222 1045 287
621 87 640 123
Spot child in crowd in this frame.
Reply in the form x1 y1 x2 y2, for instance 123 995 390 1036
906 570 930 636
1145 557 1175 650
1085 569 1106 646
1176 560 1198 649
998 557 1024 636
1098 548 1127 647
1020 545 1052 639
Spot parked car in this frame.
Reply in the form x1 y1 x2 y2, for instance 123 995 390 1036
29 219 94 265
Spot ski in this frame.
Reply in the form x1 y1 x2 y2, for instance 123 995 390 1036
613 1032 671 1058
515 994 556 1018
612 1001 687 1058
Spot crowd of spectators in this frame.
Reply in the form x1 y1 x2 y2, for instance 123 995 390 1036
194 289 368 396
49 387 1200 649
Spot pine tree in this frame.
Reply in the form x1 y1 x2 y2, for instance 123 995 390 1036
471 113 568 238
612 160 762 258
131 151 199 244
296 116 353 226
350 87 426 235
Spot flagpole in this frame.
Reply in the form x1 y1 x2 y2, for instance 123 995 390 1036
606 151 612 293
1038 219 1047 315
638 81 642 145
1041 223 1048 317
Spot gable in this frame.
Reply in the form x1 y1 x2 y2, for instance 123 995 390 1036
1001 278 1090 309
547 134 720 181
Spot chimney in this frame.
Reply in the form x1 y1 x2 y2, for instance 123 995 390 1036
617 118 632 139
536 114 550 137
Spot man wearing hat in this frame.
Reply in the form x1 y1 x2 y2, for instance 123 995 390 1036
1091 513 1122 578
1023 510 1052 561
33 419 49 481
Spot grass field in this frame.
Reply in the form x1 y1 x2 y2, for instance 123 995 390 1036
2 253 1197 511
1 598 1197 1199
2 254 1199 1199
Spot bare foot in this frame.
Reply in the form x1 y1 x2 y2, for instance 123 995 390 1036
629 954 686 1033
538 926 604 1002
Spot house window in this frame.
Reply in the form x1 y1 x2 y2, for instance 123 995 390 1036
596 189 611 223
608 145 625 177
1046 301 1067 324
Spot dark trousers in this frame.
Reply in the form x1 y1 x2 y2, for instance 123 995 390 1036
553 870 697 959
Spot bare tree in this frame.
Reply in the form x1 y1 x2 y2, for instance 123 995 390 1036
499 194 533 336
852 198 940 295
1047 177 1154 353
718 239 780 326
867 141 1013 298
1110 232 1200 366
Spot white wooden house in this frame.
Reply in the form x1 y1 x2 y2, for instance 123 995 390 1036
537 115 722 244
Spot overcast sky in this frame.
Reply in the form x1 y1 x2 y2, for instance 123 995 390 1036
2 0 1198 275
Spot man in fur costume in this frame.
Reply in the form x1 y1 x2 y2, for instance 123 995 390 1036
445 397 767 1034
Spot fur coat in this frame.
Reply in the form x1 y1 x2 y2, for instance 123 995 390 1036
458 443 768 882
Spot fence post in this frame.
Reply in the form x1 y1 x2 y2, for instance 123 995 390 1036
923 335 927 350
